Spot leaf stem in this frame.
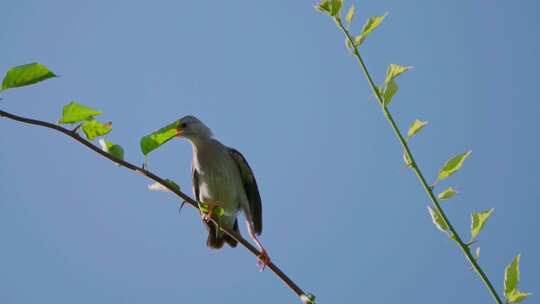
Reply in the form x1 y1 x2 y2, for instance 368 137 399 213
0 109 307 301
335 18 503 304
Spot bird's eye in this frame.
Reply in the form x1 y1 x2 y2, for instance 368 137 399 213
180 122 188 128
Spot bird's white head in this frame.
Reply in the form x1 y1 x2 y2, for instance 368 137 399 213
176 115 213 141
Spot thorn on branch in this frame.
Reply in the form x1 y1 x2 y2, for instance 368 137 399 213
178 201 187 213
72 123 82 134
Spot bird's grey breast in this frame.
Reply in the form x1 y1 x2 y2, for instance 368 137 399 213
192 140 243 212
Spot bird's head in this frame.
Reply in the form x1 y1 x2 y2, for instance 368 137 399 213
176 115 213 140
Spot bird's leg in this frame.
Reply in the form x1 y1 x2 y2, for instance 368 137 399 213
201 205 215 223
247 221 271 272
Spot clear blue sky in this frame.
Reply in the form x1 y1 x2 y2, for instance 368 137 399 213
1 1 538 303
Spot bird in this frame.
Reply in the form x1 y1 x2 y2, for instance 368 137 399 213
175 115 270 269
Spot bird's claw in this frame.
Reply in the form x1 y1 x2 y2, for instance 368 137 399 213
202 213 212 222
200 205 214 223
256 250 271 272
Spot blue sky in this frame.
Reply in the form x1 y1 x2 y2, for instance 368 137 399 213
1 0 538 303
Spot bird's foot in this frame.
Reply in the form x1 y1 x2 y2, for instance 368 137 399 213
201 206 214 222
256 249 271 272
202 212 211 222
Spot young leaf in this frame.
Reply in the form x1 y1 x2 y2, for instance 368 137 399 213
382 79 399 106
1 62 56 90
381 64 412 106
345 5 355 28
98 139 124 160
345 37 354 51
438 187 457 200
384 64 412 84
507 289 531 303
407 119 428 139
198 203 225 217
403 150 413 168
504 254 531 303
148 179 180 193
148 182 167 192
82 120 112 140
505 254 521 295
437 150 472 182
330 0 343 17
315 0 330 13
354 13 388 46
470 208 494 241
315 0 331 13
427 205 448 233
58 102 102 124
140 120 181 156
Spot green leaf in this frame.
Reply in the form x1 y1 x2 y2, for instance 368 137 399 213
1 62 56 90
407 119 428 139
330 0 343 17
354 13 388 46
427 205 448 233
140 120 181 156
198 203 225 217
381 64 412 106
438 187 457 200
345 5 355 27
315 0 331 13
82 119 112 140
470 208 494 241
98 139 124 160
437 151 472 182
384 64 412 84
507 289 531 303
382 80 399 106
504 254 521 296
504 254 531 303
58 102 102 124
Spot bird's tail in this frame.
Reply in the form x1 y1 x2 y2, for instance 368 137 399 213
206 219 239 249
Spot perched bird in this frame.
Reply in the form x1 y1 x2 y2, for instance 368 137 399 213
175 115 269 268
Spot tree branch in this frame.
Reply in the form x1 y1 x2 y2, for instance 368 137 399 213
333 18 504 304
0 109 308 302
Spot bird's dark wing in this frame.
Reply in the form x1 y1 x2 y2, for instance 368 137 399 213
229 148 262 235
192 165 200 202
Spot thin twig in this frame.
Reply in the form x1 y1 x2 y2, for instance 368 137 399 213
0 109 307 301
333 17 504 304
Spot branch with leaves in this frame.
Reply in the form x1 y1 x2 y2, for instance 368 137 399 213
315 1 531 303
0 63 316 304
